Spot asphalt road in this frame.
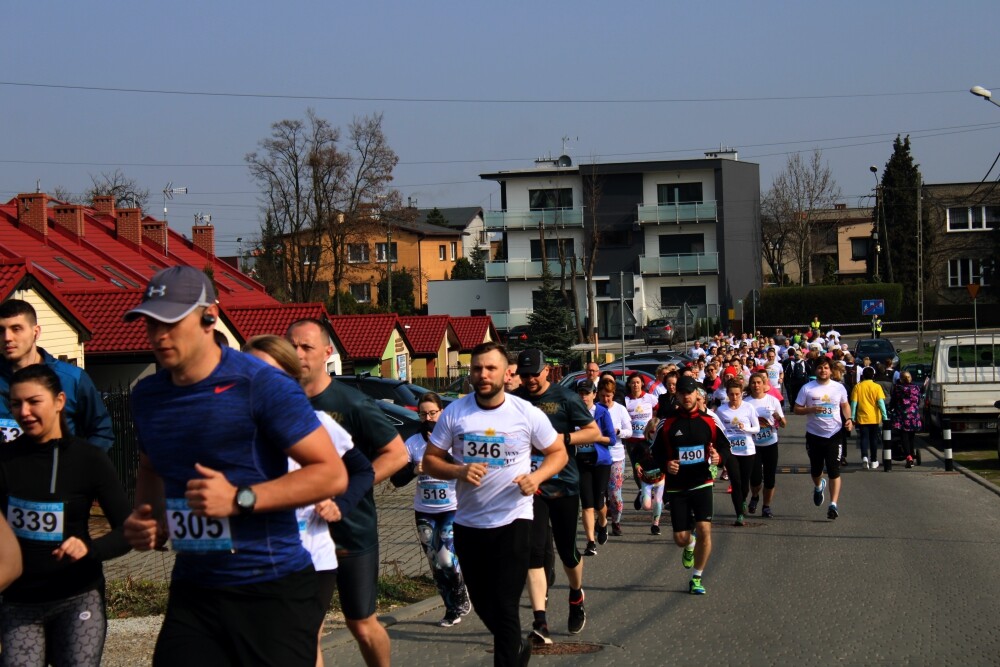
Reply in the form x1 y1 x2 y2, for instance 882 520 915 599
323 412 1000 666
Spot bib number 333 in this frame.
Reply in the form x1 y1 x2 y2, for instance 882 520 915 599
166 498 234 553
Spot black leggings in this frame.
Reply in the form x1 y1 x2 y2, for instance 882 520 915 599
897 430 916 458
0 588 106 667
578 462 611 511
751 445 779 490
529 495 581 569
729 454 756 514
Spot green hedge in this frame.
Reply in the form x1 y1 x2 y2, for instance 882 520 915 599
756 283 904 329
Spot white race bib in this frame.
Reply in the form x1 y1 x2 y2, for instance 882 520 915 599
0 419 22 443
678 445 706 465
417 478 450 506
816 402 836 420
7 497 64 542
462 433 510 468
166 498 234 553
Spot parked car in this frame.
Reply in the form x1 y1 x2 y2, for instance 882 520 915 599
854 338 900 368
332 375 455 411
642 318 676 345
377 400 423 440
559 368 657 392
901 363 932 386
504 325 531 348
925 334 1000 437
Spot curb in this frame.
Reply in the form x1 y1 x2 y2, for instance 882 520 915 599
320 596 443 651
924 445 1000 498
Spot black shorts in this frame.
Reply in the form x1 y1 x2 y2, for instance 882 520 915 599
154 567 323 667
806 432 842 480
336 547 379 620
316 569 338 613
528 495 581 569
667 486 714 533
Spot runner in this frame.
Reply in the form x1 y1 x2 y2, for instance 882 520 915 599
714 377 760 526
794 356 852 520
746 372 786 518
0 365 131 667
0 299 114 450
513 349 599 644
764 348 784 405
596 381 631 539
850 366 887 470
286 319 407 667
122 266 349 666
0 516 20 592
623 373 660 517
574 380 614 556
647 376 726 595
423 341 567 666
634 417 666 535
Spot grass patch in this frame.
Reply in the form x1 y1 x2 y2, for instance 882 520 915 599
953 449 1000 485
899 347 934 365
105 573 437 619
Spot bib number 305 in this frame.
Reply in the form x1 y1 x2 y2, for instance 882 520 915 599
166 498 233 553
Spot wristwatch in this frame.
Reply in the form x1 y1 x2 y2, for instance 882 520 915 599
235 486 257 515
564 432 571 447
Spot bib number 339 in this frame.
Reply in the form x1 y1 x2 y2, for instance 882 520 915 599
7 497 64 542
166 498 234 553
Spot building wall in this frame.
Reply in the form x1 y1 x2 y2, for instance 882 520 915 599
715 159 762 310
427 279 509 316
501 172 582 210
640 169 717 204
837 221 871 277
11 288 85 366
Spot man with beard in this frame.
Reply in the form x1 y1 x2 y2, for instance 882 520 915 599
424 341 567 666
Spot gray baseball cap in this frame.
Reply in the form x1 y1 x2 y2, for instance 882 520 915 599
124 266 217 323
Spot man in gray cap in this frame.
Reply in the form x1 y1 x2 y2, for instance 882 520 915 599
122 265 348 666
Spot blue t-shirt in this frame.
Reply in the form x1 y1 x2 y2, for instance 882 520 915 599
131 347 322 586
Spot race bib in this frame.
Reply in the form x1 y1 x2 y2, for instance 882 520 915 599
417 477 450 506
754 426 776 444
530 454 559 479
631 419 649 433
0 418 22 443
462 433 508 468
729 435 748 452
576 444 596 454
166 498 234 553
7 497 64 542
678 445 705 465
816 402 836 419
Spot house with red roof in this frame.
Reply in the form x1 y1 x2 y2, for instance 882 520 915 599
227 303 345 374
449 315 499 366
399 315 460 378
329 314 414 379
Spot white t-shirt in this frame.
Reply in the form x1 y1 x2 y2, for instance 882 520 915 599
746 394 785 447
404 433 458 513
428 393 557 529
289 411 353 572
795 380 849 438
603 402 632 462
624 393 660 438
689 346 707 358
765 362 783 388
715 401 760 457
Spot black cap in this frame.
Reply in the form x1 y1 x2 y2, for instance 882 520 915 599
575 379 596 393
676 376 699 394
516 348 546 375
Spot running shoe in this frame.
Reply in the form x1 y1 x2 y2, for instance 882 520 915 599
871 460 879 470
568 595 586 634
905 456 913 469
519 638 533 666
741 501 748 515
529 621 552 645
733 514 745 527
650 524 661 536
438 611 463 627
862 456 870 469
762 506 774 519
611 522 622 536
827 504 839 520
813 478 827 507
597 524 609 545
456 589 472 616
682 546 695 569
721 468 729 481
748 495 760 514
583 541 597 556
689 576 706 595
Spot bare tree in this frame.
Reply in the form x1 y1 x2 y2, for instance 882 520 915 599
85 169 150 210
762 150 841 285
759 192 792 285
582 167 603 343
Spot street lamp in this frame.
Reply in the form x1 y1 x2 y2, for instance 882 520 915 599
970 85 1000 109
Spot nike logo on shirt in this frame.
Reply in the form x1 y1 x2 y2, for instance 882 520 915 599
215 383 237 394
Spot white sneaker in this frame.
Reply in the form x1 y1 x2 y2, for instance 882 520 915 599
862 457 870 469
871 460 880 469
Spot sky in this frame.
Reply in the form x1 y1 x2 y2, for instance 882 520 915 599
3 1 1000 259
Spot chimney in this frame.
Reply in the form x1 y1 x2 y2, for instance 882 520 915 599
834 203 846 211
16 193 49 237
53 205 86 237
92 195 116 216
142 221 168 253
116 208 143 246
192 224 215 256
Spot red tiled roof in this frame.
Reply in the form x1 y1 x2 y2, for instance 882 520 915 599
0 260 28 297
329 314 409 361
228 303 330 341
450 316 497 351
62 290 145 354
398 315 452 356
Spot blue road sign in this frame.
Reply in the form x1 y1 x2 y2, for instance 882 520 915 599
861 299 885 316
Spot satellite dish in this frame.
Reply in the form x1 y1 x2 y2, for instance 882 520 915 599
557 155 572 167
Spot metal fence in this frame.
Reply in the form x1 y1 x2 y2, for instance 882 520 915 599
103 387 140 508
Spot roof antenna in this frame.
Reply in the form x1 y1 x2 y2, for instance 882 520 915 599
36 179 41 193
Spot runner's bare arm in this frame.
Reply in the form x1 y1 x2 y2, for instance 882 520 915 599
124 453 167 550
372 434 408 484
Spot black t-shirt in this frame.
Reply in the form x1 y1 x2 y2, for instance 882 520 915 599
515 383 594 497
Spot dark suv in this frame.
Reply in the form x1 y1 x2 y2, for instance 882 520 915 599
854 338 900 368
332 375 454 411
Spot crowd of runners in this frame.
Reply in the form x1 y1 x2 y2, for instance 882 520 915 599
0 272 925 666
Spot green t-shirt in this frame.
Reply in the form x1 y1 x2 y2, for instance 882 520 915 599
515 383 594 497
310 380 400 554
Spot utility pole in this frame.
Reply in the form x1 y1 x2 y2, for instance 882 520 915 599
385 225 393 313
916 175 924 353
619 271 626 376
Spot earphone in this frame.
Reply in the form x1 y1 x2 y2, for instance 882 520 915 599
201 313 217 326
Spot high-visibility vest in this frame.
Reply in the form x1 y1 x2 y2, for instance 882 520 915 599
811 319 821 330
874 319 882 332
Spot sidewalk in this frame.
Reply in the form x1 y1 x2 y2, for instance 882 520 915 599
322 413 1000 665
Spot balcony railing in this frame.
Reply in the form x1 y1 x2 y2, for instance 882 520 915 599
638 252 719 275
484 208 585 230
487 309 532 329
485 258 585 280
637 201 717 224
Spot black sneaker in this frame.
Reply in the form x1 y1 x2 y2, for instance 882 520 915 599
611 522 622 536
748 495 760 514
437 610 462 627
827 504 839 520
568 596 586 634
650 524 661 536
519 637 533 666
529 622 552 645
596 524 609 545
583 541 597 556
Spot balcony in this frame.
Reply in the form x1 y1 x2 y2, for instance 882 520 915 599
487 309 532 330
486 258 586 281
484 208 584 231
639 252 719 275
637 201 717 224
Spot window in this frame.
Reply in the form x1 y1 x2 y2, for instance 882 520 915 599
530 238 576 261
659 285 707 307
54 257 95 281
947 344 1000 369
375 242 398 263
657 182 704 205
948 258 988 287
438 245 446 261
348 243 369 263
302 245 320 265
529 188 573 210
658 233 704 255
450 242 457 261
349 283 371 303
850 237 870 262
947 206 1000 232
